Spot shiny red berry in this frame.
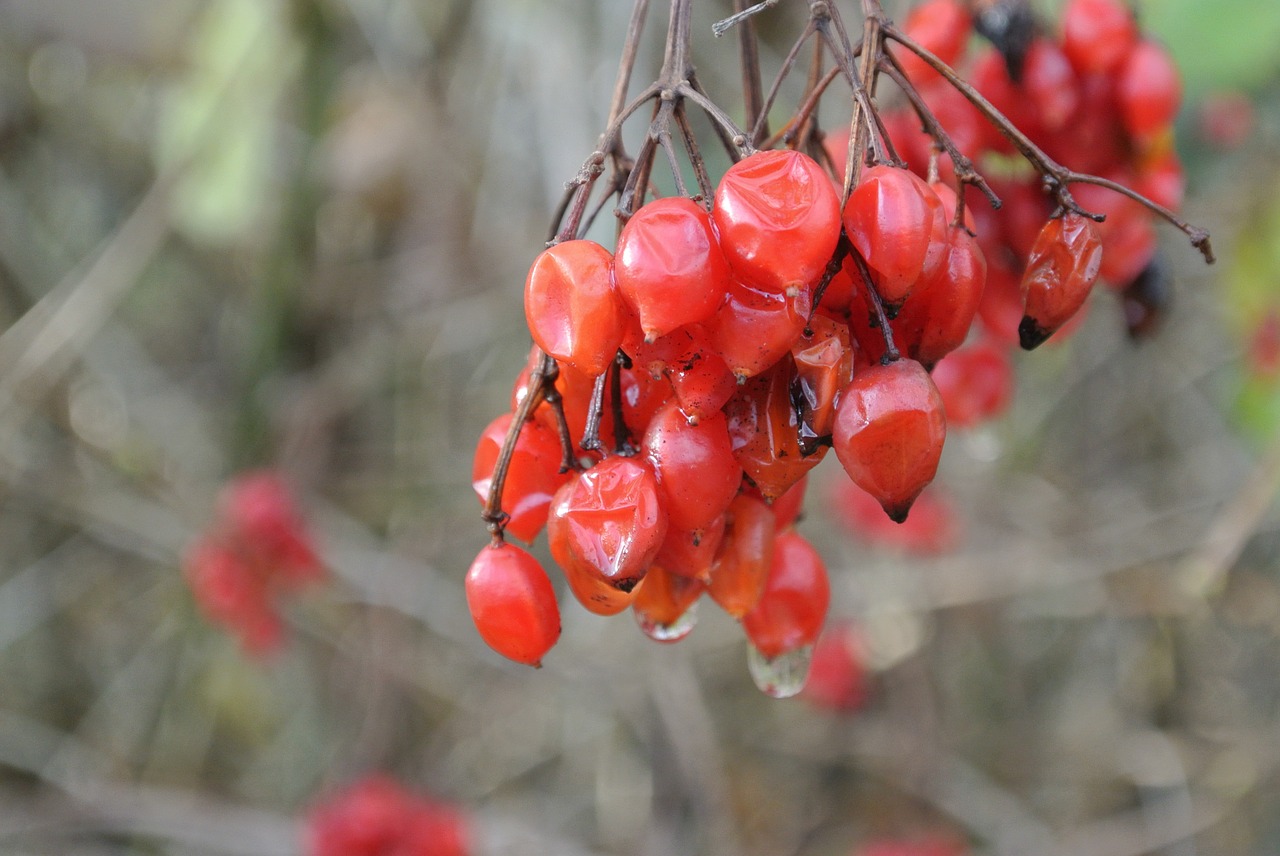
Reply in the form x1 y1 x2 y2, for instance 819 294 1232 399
524 239 625 376
614 197 731 340
712 149 841 296
832 359 947 522
465 541 561 667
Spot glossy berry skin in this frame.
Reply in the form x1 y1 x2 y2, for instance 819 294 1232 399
891 225 987 370
1019 212 1104 349
1116 40 1182 140
712 149 841 295
742 528 830 659
465 541 561 667
633 565 705 632
791 314 853 454
642 401 742 533
723 358 823 500
472 412 570 543
614 197 731 340
832 359 947 523
524 239 624 376
843 166 947 307
711 279 811 380
768 475 807 530
1061 0 1137 75
547 456 667 597
666 346 738 423
654 515 725 581
708 492 777 618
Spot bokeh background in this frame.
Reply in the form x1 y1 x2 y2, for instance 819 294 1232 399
1 0 1280 853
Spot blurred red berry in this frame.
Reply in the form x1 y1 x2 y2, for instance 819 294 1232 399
220 471 324 585
1198 90 1254 150
305 775 469 856
856 835 967 856
804 622 869 712
829 479 960 556
185 470 324 655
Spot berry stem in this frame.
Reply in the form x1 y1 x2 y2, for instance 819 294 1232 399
842 233 901 363
729 0 768 141
482 351 574 541
877 53 1002 224
752 20 818 148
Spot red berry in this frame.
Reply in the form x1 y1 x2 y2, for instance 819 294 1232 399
643 400 742 532
710 278 811 380
1021 38 1080 133
742 528 829 659
891 224 987 370
894 0 972 86
708 492 777 618
547 456 667 598
832 359 947 522
633 565 705 641
654 514 725 581
220 471 322 585
791 313 854 452
472 412 571 543
524 239 625 376
614 197 731 340
804 622 869 712
184 535 282 656
768 475 808 530
843 166 948 307
1019 212 1104 349
1061 0 1137 75
465 541 560 666
930 340 1014 428
712 149 841 295
723 358 824 500
1116 40 1182 140
306 775 469 856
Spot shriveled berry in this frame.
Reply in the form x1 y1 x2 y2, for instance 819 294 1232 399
1019 212 1103 349
547 456 667 597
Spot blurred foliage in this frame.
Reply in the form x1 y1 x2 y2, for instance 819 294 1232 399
0 1 1276 855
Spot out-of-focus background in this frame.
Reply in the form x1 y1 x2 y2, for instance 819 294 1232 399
1 0 1279 853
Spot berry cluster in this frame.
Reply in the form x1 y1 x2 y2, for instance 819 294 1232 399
466 0 1211 697
878 0 1186 351
305 775 469 856
469 148 959 695
184 471 323 655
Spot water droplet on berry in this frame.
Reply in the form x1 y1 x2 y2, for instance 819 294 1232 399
746 642 813 698
634 600 699 643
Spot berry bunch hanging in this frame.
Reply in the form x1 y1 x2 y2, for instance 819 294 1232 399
467 0 1212 697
